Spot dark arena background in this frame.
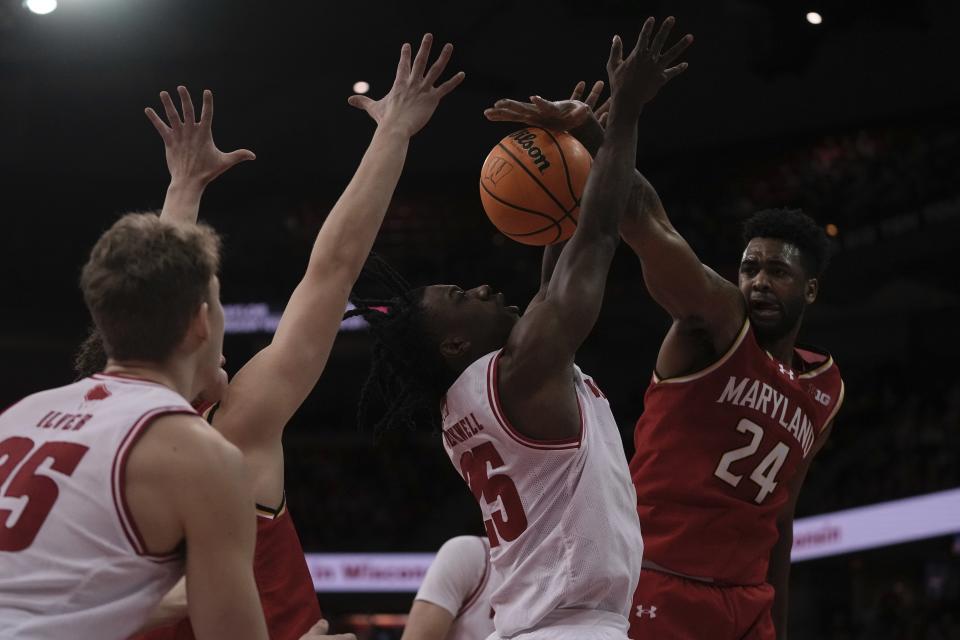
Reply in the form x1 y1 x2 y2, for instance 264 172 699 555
2 0 959 638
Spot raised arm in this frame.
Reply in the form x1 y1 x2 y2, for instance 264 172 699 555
498 17 692 440
619 172 744 356
145 86 256 224
212 35 464 475
487 73 745 378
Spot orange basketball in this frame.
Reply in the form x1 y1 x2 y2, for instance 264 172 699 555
479 127 592 246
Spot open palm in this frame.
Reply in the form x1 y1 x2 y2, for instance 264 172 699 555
146 86 255 185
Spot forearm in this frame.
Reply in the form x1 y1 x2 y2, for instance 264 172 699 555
160 178 207 224
767 524 793 639
305 125 409 276
575 106 639 241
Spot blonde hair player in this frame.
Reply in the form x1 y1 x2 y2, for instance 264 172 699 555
0 214 270 640
111 34 464 640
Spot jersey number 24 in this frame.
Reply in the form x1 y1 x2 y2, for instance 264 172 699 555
713 418 790 504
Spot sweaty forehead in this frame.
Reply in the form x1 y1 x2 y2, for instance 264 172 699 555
741 238 802 265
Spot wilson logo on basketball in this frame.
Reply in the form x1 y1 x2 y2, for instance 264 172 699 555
507 130 551 173
484 156 514 185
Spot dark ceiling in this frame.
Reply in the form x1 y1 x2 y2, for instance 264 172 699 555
2 0 957 183
1 0 957 387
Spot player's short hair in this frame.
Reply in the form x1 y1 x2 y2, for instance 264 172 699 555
345 256 450 434
80 213 221 364
741 208 831 277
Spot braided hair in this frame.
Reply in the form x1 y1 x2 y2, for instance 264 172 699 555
74 328 108 380
345 256 455 435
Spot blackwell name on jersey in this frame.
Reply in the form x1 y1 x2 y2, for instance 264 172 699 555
716 375 815 456
442 412 486 448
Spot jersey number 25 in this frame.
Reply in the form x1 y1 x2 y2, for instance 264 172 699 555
0 436 89 551
460 442 528 548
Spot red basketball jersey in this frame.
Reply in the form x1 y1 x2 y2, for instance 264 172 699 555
630 320 844 585
135 499 320 640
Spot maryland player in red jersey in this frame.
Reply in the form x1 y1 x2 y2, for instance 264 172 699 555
486 83 843 640
619 202 843 640
74 35 464 640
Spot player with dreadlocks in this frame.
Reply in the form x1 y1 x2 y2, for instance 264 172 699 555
349 17 693 640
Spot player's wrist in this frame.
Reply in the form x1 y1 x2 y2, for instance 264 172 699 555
374 120 415 141
166 176 208 199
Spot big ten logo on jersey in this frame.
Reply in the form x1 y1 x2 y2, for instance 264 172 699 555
459 441 528 548
810 384 831 406
0 436 90 551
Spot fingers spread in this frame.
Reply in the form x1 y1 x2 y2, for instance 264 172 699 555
347 94 375 111
661 33 694 66
177 85 196 124
144 107 171 138
435 70 465 98
595 97 611 117
635 16 655 55
423 42 453 86
159 90 182 129
411 33 434 78
584 80 604 108
608 35 624 70
200 89 214 126
224 149 256 165
396 42 412 79
569 80 586 101
650 16 676 57
663 61 689 80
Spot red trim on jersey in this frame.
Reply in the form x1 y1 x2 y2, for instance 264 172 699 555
111 405 196 560
456 539 491 618
93 373 171 388
486 351 582 450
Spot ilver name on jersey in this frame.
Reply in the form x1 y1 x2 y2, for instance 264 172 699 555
716 376 815 456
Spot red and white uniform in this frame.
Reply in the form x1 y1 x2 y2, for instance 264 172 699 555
414 536 498 640
0 374 194 640
629 320 844 638
442 350 643 639
135 425 321 640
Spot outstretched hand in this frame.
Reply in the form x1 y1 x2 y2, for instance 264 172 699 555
483 80 606 132
145 86 255 186
607 16 693 115
348 33 465 138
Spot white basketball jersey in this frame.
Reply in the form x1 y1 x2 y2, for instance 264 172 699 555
441 351 643 637
0 373 194 640
415 535 499 640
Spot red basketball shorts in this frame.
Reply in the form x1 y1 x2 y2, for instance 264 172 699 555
629 568 775 640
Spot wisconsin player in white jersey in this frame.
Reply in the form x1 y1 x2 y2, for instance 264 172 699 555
402 536 499 640
0 215 267 639
348 18 692 639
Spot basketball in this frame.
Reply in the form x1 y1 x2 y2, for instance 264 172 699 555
479 127 592 246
